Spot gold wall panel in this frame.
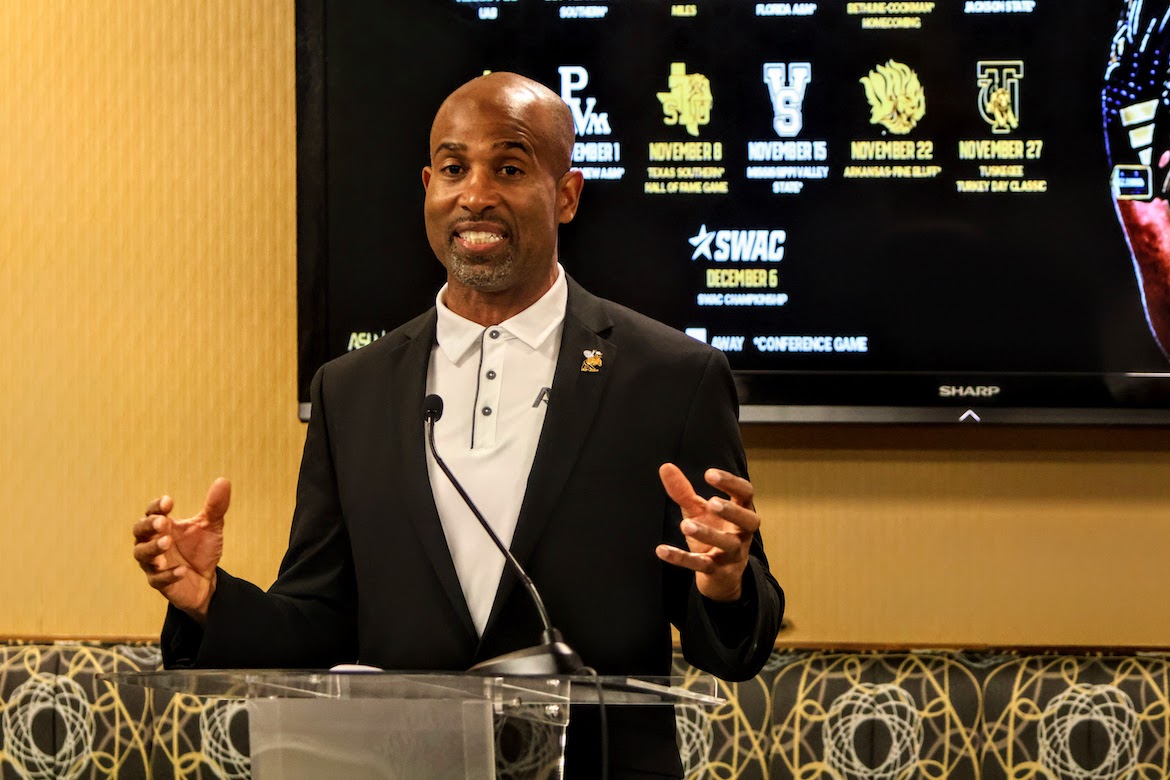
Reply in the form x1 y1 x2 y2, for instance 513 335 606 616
747 426 1170 647
0 1 301 637
1 2 1167 647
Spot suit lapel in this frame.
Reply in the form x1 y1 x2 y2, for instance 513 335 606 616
479 279 615 641
387 310 479 644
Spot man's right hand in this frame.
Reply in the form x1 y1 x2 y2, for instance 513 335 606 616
132 478 230 624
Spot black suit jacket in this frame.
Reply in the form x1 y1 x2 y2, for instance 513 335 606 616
163 277 784 777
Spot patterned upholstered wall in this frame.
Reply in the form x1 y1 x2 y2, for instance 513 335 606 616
5 644 1170 779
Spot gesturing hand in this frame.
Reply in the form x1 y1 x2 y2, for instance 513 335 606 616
131 478 231 623
656 463 759 602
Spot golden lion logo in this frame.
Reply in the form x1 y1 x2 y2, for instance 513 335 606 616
860 60 926 135
977 62 1024 135
984 87 1019 133
657 63 713 137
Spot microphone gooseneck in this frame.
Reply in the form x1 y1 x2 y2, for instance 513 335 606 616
422 394 582 674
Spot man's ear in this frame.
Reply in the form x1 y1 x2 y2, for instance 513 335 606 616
422 166 432 191
557 169 585 224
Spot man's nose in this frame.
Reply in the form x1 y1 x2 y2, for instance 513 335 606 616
458 168 501 212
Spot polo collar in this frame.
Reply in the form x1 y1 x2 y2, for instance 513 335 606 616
434 264 568 364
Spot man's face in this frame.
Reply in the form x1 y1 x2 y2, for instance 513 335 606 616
422 86 582 302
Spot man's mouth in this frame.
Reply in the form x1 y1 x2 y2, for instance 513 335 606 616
457 230 505 246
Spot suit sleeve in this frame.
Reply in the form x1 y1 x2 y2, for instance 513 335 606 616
161 365 359 669
666 349 784 681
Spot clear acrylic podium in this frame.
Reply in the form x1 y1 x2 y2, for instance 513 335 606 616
108 670 723 779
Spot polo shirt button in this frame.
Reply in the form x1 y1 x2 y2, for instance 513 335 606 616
489 330 500 339
486 370 497 380
481 407 492 416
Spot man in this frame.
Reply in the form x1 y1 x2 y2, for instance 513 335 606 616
133 72 784 777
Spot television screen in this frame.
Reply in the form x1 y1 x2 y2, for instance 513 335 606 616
296 0 1170 423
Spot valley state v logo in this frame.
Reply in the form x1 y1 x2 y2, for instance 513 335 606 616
763 62 812 137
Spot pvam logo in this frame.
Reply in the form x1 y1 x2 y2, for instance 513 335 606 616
689 224 786 261
559 66 611 136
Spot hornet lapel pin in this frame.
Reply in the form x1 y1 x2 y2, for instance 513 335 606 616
580 349 602 373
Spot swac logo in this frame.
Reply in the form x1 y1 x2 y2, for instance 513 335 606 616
689 224 786 262
558 66 612 136
763 62 811 138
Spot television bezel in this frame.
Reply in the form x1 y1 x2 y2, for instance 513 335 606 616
293 0 1170 426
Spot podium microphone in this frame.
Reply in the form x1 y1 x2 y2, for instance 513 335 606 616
423 394 583 675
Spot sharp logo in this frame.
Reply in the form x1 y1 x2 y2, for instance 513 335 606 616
689 224 786 262
763 62 811 138
559 66 612 136
939 385 1002 398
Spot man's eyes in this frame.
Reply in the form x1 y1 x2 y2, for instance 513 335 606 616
438 164 525 177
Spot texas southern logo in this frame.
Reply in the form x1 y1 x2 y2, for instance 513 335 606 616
657 63 713 137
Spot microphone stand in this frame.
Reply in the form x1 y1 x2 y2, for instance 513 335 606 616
423 395 583 675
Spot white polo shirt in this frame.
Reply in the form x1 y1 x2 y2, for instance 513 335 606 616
424 267 567 636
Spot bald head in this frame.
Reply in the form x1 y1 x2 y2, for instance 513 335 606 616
421 71 585 324
431 72 576 175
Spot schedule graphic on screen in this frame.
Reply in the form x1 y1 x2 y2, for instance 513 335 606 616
296 1 1170 423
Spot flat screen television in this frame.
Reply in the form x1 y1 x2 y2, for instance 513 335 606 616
296 0 1170 424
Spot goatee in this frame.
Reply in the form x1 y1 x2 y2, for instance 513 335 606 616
447 250 515 292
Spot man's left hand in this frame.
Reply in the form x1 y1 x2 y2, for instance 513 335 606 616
656 463 760 602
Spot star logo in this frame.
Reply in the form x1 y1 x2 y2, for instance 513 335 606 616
689 224 716 260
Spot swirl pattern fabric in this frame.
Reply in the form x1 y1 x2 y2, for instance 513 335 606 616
4 643 1170 778
0 644 157 779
